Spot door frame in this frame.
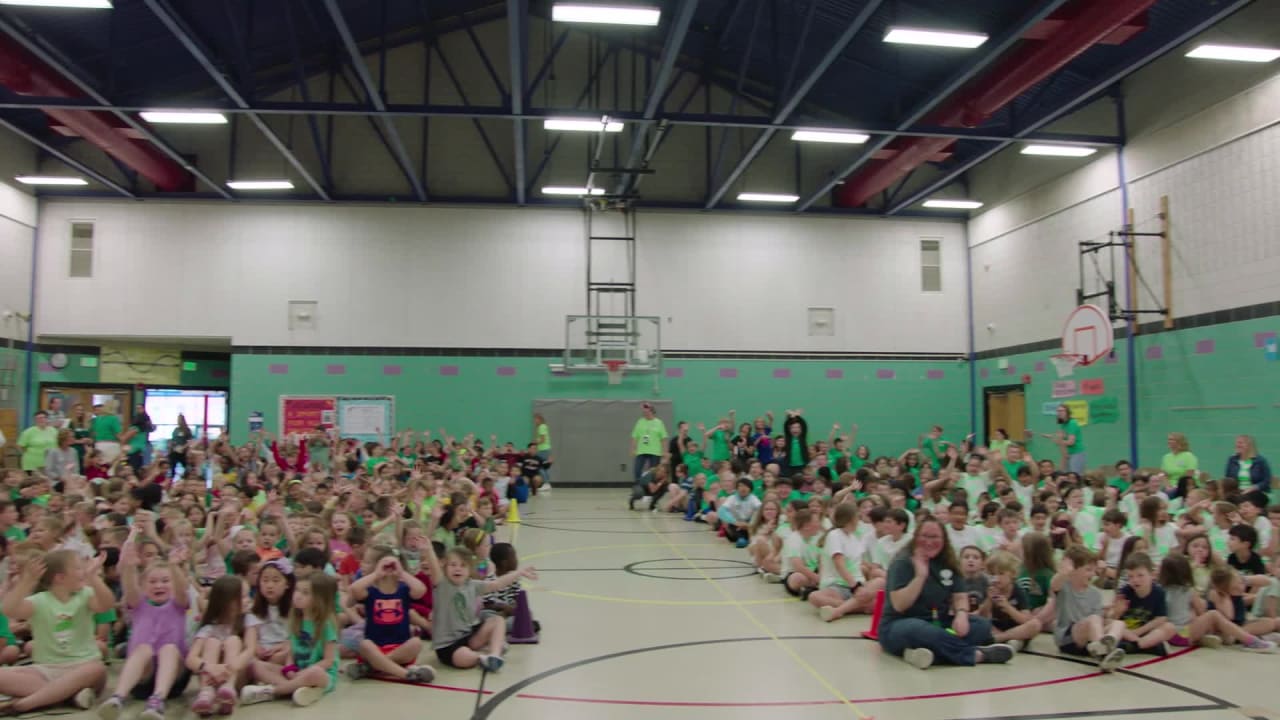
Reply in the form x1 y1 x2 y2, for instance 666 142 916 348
982 383 1026 449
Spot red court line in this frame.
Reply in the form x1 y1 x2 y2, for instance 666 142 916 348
512 647 1197 708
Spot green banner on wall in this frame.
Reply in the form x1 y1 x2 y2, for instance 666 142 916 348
1090 396 1119 424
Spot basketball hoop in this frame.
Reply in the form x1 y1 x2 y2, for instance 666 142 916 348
1049 353 1086 378
604 360 626 385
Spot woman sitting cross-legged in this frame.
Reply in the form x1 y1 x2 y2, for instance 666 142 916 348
877 517 1015 670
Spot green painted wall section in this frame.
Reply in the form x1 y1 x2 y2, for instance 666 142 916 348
230 355 970 453
979 316 1280 469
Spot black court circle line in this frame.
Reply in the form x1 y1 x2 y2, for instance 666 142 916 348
515 521 707 534
469 636 1235 720
623 557 759 581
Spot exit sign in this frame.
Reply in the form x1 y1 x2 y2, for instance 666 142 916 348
182 361 197 372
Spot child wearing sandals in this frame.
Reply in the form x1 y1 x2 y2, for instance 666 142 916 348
0 549 111 715
97 538 190 720
186 575 249 716
422 533 537 672
240 573 342 706
344 547 435 684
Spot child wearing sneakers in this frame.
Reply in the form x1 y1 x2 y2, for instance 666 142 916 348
717 479 762 548
781 509 823 598
1051 545 1127 672
1158 554 1274 652
810 504 883 622
980 550 1041 651
345 547 435 684
0 549 111 714
240 573 343 707
1109 552 1176 655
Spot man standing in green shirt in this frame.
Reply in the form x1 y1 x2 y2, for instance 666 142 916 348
629 403 668 510
90 403 124 462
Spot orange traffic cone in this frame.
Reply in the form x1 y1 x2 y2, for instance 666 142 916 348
861 589 885 641
506 500 521 524
508 589 539 644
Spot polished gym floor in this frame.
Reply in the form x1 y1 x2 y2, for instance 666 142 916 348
78 490 1280 720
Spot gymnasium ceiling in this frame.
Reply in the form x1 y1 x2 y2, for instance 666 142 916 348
0 0 1275 215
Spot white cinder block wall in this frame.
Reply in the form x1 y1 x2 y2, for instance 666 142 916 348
32 201 968 353
970 70 1280 352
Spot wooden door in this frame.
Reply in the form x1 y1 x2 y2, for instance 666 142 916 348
985 387 1027 448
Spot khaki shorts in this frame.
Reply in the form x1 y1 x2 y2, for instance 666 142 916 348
34 659 102 682
96 441 121 462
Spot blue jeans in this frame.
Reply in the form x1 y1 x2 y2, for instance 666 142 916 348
1067 452 1087 476
879 616 994 667
631 454 660 500
536 450 551 486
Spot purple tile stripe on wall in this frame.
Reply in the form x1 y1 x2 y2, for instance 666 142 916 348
38 362 54 373
927 369 944 380
1256 331 1277 348
439 365 459 376
211 368 229 378
980 368 990 379
383 365 402 376
665 367 684 378
1034 361 1047 372
269 363 289 375
1194 339 1215 354
496 366 516 376
719 368 738 378
772 368 791 379
326 364 345 375
1145 346 1163 360
825 369 844 379
876 369 895 380
1004 365 1017 375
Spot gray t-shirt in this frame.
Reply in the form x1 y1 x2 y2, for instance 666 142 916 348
1164 585 1194 627
883 553 959 626
431 579 483 648
1054 582 1102 646
957 574 989 613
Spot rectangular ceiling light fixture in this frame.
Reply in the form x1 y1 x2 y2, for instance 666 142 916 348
1185 44 1280 63
552 3 660 26
884 27 988 49
791 129 871 144
1021 144 1098 157
0 0 112 7
923 199 983 210
543 116 624 132
737 192 800 203
140 110 228 124
227 179 294 190
14 175 88 185
542 186 606 196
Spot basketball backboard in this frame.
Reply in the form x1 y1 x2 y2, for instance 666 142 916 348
1061 304 1113 364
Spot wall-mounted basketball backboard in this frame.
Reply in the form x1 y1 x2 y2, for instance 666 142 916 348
552 315 661 375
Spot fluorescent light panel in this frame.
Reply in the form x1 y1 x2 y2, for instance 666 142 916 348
737 192 800 203
791 129 870 144
542 186 605 196
884 27 987 49
1021 144 1098 158
543 117 624 132
551 3 660 26
14 175 88 186
226 179 294 190
1185 44 1280 63
923 199 983 209
140 110 228 125
0 0 112 7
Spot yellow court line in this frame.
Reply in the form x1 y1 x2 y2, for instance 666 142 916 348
642 515 873 719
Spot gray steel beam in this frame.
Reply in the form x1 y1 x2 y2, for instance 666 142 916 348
508 0 528 205
885 0 1255 216
795 0 1073 212
144 0 330 201
0 118 135 198
614 0 699 195
704 0 884 209
323 0 427 202
0 12 231 198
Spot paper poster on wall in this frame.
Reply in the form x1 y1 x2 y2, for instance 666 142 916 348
249 411 264 433
1064 400 1089 426
1081 378 1105 395
1090 397 1118 424
997 358 1010 369
1266 339 1279 361
279 396 336 437
1041 401 1060 416
336 396 395 443
1051 380 1077 399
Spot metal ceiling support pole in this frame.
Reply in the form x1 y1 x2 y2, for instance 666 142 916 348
462 10 507 99
526 29 569 105
508 0 528 205
432 43 514 194
0 117 134 198
613 0 698 195
323 0 427 201
525 46 618 195
705 0 884 208
283 0 332 192
0 12 230 198
884 0 1253 216
144 0 330 201
795 0 1072 212
708 0 765 198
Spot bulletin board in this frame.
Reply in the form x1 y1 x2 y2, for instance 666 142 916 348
336 396 395 443
279 396 336 437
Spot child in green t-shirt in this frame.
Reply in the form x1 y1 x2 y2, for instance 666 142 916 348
240 573 341 707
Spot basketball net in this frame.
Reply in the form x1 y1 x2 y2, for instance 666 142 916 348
604 360 626 385
1049 353 1084 378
